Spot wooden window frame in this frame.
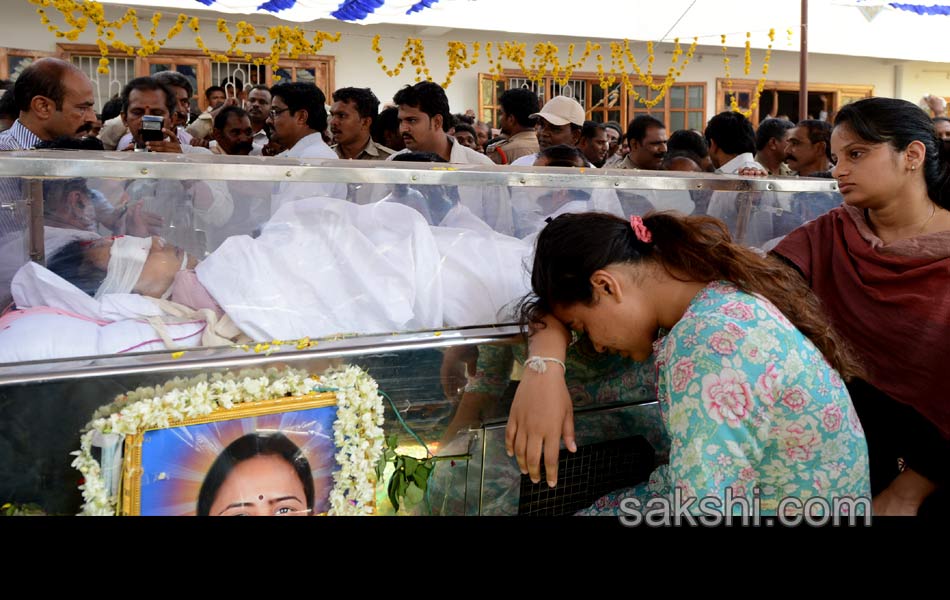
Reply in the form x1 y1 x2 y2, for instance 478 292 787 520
715 78 874 126
56 44 335 111
479 70 706 132
0 47 56 81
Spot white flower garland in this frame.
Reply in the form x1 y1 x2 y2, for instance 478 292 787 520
72 365 385 516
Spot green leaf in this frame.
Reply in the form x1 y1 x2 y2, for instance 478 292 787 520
375 453 387 482
405 482 424 506
397 475 409 501
403 456 418 478
412 463 431 489
387 434 399 449
387 472 402 512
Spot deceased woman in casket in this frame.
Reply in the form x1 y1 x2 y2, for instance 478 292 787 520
1 193 533 364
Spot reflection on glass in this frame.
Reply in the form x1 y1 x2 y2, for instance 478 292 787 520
669 112 685 131
688 85 704 108
7 56 36 82
687 111 704 131
149 64 171 74
670 86 685 109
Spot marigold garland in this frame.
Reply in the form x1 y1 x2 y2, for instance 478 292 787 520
721 29 776 117
29 0 341 77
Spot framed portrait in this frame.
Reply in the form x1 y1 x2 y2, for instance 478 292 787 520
119 393 339 516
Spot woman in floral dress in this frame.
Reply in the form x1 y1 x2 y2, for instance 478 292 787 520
507 211 871 516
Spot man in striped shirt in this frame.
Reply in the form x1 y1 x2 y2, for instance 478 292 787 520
0 58 96 305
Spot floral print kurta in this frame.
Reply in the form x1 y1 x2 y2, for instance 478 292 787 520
579 281 871 516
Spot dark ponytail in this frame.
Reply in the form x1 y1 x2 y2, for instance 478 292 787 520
521 211 862 381
834 97 950 209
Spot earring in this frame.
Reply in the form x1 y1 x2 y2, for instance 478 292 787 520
911 164 917 171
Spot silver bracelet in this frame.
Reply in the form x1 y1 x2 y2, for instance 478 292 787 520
524 356 566 374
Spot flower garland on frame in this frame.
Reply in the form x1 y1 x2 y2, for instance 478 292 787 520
594 37 698 110
721 29 776 117
71 365 384 516
29 0 341 76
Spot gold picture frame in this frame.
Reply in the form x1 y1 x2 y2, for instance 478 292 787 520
119 392 340 516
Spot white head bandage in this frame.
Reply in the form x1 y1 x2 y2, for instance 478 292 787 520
94 235 152 299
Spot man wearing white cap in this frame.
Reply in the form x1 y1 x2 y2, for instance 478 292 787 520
510 95 587 167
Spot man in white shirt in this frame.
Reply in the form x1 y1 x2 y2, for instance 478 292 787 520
388 81 492 166
116 70 196 151
704 110 776 247
268 81 346 211
386 82 512 232
510 95 587 167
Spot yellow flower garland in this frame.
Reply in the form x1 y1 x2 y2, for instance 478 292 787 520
722 30 776 118
29 0 340 76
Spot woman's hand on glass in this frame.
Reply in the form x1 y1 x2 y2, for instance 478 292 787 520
505 315 575 488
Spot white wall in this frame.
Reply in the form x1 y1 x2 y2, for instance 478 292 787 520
6 1 948 121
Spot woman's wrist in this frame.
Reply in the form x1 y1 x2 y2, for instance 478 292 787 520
527 315 570 360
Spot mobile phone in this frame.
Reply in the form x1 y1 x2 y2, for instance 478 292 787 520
140 115 164 143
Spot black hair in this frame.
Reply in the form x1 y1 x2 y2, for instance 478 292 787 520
660 150 703 171
453 122 477 139
668 129 709 159
704 111 756 156
248 84 271 97
538 143 587 167
196 432 314 517
13 57 76 112
213 105 249 131
452 112 475 127
795 119 833 161
46 239 106 297
220 76 244 93
755 118 795 152
603 121 623 137
391 151 449 164
581 120 607 141
372 105 400 145
120 76 176 116
152 70 193 99
0 88 18 119
331 87 380 121
498 88 540 128
270 81 328 133
393 81 452 132
520 211 862 380
625 114 665 144
100 95 123 122
835 96 950 209
204 85 226 101
35 136 104 151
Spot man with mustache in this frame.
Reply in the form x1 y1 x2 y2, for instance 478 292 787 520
210 106 255 156
116 70 197 152
245 85 272 156
388 81 492 165
784 119 833 177
617 114 667 171
329 87 393 161
0 57 96 151
509 95 586 166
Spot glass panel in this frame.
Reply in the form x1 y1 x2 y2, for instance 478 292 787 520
687 111 704 131
591 83 606 110
608 109 621 124
6 56 38 82
481 107 494 125
669 111 686 131
295 68 317 84
652 91 667 109
149 63 171 75
632 85 648 109
688 85 704 108
274 67 293 82
738 92 752 109
480 77 493 104
670 85 686 109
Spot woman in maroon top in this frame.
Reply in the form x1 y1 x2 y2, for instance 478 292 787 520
773 97 950 516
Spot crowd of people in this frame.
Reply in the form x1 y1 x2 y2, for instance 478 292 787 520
1 57 948 520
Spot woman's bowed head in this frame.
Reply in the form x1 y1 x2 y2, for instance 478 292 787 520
197 432 315 517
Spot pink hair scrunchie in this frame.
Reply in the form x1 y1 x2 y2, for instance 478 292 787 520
630 216 653 243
